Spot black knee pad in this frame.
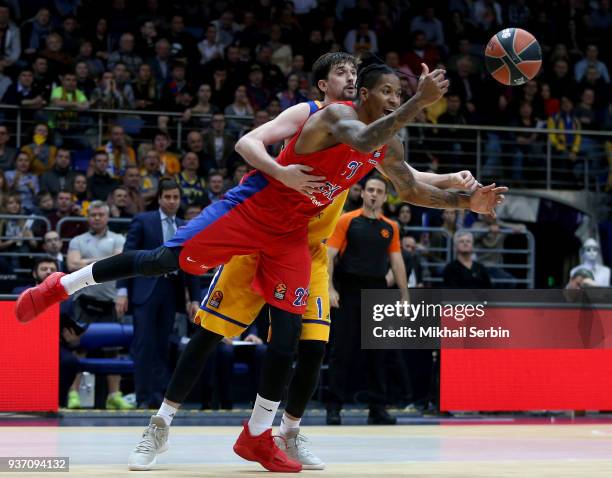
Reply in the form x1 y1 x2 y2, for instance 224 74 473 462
269 308 302 357
137 246 180 276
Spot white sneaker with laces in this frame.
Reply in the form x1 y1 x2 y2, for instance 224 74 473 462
275 429 325 470
128 415 169 471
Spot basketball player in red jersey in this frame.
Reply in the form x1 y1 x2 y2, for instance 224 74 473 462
16 57 505 472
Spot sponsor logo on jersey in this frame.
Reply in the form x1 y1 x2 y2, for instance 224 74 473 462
208 290 223 308
274 283 287 300
380 228 390 239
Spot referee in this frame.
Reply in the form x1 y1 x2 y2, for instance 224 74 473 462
326 176 408 425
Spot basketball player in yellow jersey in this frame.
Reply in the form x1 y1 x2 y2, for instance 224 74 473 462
128 53 480 471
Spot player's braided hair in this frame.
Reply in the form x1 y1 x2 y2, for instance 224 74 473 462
355 62 397 91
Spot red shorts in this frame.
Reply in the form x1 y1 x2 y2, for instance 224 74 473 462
165 172 311 314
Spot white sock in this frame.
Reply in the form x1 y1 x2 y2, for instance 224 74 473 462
279 412 301 435
248 394 280 436
59 264 97 295
156 402 178 426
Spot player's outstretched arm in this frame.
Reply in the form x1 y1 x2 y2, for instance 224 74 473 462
235 102 326 195
410 167 480 191
378 140 507 215
324 64 448 153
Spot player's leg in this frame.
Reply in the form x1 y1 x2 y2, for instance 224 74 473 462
277 244 330 469
233 239 311 473
15 245 181 322
128 255 264 470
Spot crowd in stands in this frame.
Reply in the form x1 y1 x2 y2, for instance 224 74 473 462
0 0 609 410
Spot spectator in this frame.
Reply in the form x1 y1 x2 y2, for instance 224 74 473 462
147 38 171 84
202 114 236 175
182 83 219 131
0 168 7 208
211 10 240 49
225 161 248 189
74 61 96 98
21 7 53 56
268 24 292 76
58 14 80 56
574 88 599 132
246 64 272 112
139 149 162 208
115 180 200 408
102 125 137 178
121 165 145 215
2 68 45 109
426 209 458 265
20 122 56 174
436 93 471 170
111 62 136 109
184 203 203 221
49 189 87 241
151 130 180 176
303 30 329 71
446 38 485 77
0 61 10 98
0 193 37 271
579 66 609 113
409 7 445 47
224 85 255 136
209 66 233 110
177 152 206 207
510 101 541 183
87 151 121 201
6 151 38 212
108 185 133 234
71 174 90 216
0 124 16 171
448 57 481 117
344 182 363 212
277 74 308 111
39 148 76 195
472 0 502 33
90 71 128 109
88 17 111 62
395 203 421 238
540 82 560 117
206 171 226 203
134 20 158 59
343 21 378 56
443 230 492 288
197 24 223 65
183 131 215 179
546 59 578 101
507 0 530 29
166 14 197 62
590 0 612 34
254 44 285 92
548 96 582 181
574 44 610 83
107 32 143 76
31 56 52 99
67 201 134 410
266 98 281 118
385 51 417 93
160 61 194 112
132 63 159 111
0 3 22 70
565 268 598 289
41 231 66 272
49 71 90 148
400 31 440 77
40 33 73 75
326 176 404 425
399 235 426 288
471 214 525 287
75 41 105 78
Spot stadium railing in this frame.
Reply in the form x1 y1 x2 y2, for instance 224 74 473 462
0 104 609 192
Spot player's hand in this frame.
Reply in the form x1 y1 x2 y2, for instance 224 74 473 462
188 301 200 320
277 164 326 197
115 296 128 318
245 334 263 345
415 63 449 107
449 170 480 191
469 183 508 218
330 287 340 308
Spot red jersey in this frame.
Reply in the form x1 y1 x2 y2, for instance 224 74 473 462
245 101 387 222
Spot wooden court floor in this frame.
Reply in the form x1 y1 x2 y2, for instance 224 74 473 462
2 424 612 477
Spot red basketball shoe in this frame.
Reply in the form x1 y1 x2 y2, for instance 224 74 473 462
233 422 302 473
15 272 68 322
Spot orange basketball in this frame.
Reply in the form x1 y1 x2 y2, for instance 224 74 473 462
485 28 542 86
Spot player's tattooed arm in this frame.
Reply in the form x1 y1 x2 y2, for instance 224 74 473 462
378 140 507 215
325 64 449 153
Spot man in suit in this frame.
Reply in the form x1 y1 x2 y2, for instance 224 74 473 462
201 113 237 177
115 179 201 408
